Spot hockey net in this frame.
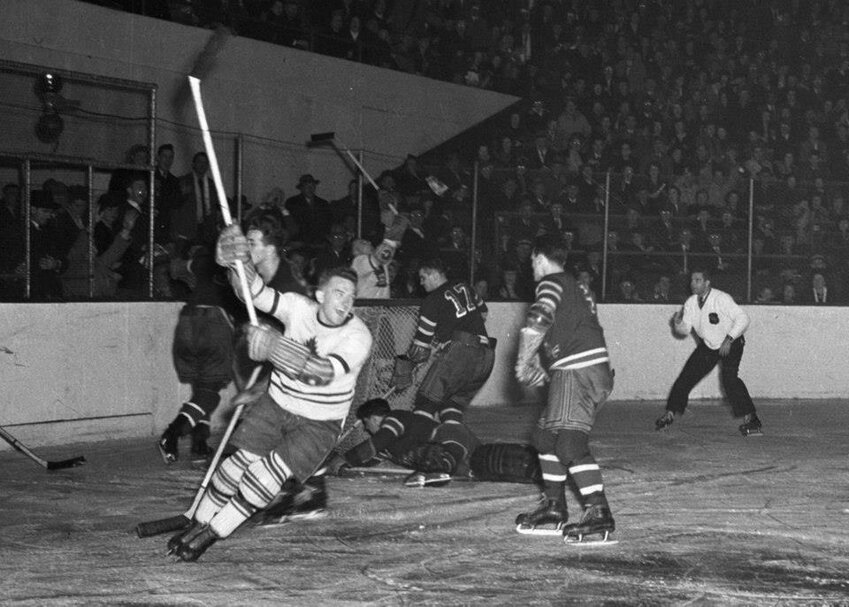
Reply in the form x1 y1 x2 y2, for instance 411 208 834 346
337 301 433 452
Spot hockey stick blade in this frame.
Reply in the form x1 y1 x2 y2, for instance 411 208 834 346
46 455 86 470
309 131 336 144
136 514 191 538
0 426 86 471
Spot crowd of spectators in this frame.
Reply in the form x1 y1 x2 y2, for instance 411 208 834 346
8 0 849 305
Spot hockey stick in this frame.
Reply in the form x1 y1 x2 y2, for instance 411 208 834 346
308 132 380 191
136 75 262 538
332 384 398 453
135 400 245 537
0 426 85 470
188 75 257 327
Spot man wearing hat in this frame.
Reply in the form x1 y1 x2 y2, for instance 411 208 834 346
285 174 332 255
27 190 65 301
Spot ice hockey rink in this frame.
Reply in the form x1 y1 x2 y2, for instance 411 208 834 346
2 399 847 606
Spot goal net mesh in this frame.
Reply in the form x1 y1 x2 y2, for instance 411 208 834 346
336 302 433 452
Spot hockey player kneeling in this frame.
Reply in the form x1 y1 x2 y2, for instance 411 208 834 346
327 398 543 488
167 226 372 562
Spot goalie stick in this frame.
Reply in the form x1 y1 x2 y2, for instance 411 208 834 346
0 426 85 470
136 74 262 538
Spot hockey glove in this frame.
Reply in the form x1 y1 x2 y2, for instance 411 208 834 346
245 323 279 362
215 224 250 268
325 454 350 475
390 355 415 391
410 443 456 474
515 354 549 388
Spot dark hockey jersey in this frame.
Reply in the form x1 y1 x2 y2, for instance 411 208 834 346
536 271 609 372
412 279 488 349
344 410 438 466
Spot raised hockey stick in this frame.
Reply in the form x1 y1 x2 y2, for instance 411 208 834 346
0 426 85 470
136 75 262 538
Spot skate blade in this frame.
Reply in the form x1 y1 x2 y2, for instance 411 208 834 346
564 538 619 546
259 509 327 528
564 530 617 545
157 444 177 466
741 429 763 437
516 524 564 536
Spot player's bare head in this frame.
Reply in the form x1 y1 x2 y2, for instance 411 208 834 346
356 398 390 421
318 266 357 291
418 258 448 292
357 397 390 434
316 266 358 325
531 235 568 279
247 212 287 252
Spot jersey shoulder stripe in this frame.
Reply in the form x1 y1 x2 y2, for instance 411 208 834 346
328 353 350 373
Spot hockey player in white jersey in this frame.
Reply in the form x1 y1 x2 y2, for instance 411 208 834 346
168 224 372 561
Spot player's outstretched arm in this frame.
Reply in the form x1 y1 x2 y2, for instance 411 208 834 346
215 225 280 314
246 324 335 386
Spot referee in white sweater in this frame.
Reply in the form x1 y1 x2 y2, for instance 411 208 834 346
656 268 762 436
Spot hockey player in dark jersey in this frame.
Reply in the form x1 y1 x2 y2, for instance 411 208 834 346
159 213 308 465
327 397 480 486
392 257 495 431
158 244 241 464
514 234 616 544
326 398 542 488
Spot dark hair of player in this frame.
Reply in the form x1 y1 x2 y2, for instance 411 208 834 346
157 143 174 155
532 234 569 267
356 398 391 420
247 212 287 251
418 257 447 276
317 266 358 289
691 267 712 282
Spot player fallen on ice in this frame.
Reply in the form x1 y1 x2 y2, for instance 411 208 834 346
513 235 616 543
326 397 542 487
167 224 372 562
655 268 762 436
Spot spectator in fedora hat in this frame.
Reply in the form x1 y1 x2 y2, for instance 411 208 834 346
285 173 332 255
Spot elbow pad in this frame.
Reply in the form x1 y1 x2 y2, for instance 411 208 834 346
268 336 334 386
526 302 555 332
299 356 334 386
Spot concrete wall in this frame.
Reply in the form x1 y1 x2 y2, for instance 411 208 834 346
1 302 845 449
0 0 517 200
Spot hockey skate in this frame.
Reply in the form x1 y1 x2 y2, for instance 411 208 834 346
260 477 328 527
166 521 207 555
190 426 212 463
176 525 219 562
404 471 452 488
157 425 180 465
515 498 568 536
563 504 617 545
654 410 674 431
738 413 762 437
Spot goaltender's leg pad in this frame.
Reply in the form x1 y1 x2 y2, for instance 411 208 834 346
470 443 543 484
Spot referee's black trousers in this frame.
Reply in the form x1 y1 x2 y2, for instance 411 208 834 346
666 337 755 418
